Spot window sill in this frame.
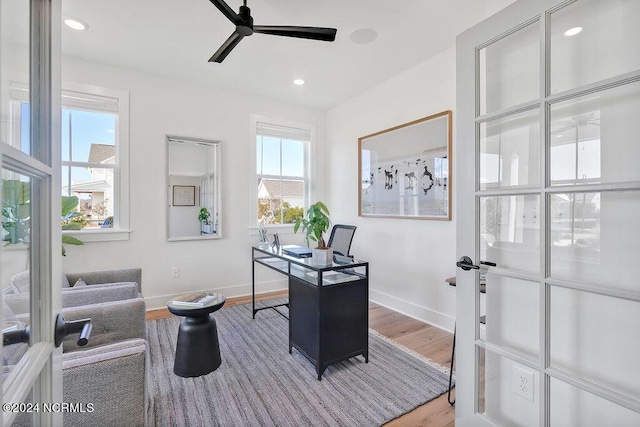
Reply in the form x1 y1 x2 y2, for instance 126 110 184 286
248 224 296 236
2 243 29 251
63 229 131 243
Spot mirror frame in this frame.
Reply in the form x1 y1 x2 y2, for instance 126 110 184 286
166 135 221 241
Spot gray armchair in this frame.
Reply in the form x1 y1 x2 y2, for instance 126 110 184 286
3 268 152 426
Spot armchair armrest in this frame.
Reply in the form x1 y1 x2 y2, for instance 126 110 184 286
66 268 142 293
62 298 146 352
63 338 150 427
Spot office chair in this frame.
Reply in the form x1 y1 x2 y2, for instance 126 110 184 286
327 224 357 257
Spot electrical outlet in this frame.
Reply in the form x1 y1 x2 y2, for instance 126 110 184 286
512 364 534 402
171 267 180 279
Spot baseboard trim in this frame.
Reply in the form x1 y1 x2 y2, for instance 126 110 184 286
369 289 455 333
145 278 287 310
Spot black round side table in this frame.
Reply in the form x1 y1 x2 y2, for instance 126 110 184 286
167 292 226 377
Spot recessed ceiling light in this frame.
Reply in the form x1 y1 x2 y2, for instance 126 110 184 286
556 134 563 138
64 18 88 31
563 27 583 37
293 79 305 86
350 28 377 44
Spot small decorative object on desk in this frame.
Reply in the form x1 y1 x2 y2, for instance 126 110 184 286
271 232 280 249
257 211 275 244
171 293 217 307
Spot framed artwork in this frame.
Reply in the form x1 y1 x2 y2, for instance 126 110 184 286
358 110 452 220
172 185 196 206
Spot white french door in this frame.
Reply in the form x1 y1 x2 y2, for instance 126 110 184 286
456 0 640 425
1 0 63 426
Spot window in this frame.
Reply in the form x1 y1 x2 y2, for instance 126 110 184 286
252 116 313 226
10 82 130 240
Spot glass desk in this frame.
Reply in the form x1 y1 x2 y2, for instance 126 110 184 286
251 245 369 379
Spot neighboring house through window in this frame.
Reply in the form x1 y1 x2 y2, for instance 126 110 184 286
252 115 313 225
10 82 130 240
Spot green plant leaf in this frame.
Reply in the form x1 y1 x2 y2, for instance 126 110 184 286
62 235 83 246
61 195 80 217
292 201 331 248
62 223 83 231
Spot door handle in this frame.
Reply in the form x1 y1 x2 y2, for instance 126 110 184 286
3 327 30 346
456 257 497 271
54 314 92 348
456 256 480 271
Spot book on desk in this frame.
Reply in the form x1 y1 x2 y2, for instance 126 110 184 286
281 245 312 258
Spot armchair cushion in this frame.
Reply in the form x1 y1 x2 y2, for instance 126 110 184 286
62 273 71 288
63 338 150 427
10 270 30 294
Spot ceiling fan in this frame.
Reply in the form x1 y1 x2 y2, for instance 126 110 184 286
207 0 337 63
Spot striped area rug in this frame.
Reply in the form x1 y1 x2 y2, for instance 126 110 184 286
147 299 451 427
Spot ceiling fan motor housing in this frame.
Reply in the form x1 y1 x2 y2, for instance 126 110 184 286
237 5 253 36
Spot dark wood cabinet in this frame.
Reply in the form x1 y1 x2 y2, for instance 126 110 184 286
252 245 369 380
288 267 368 380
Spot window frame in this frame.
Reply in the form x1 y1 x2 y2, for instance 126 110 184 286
250 114 315 232
10 81 130 242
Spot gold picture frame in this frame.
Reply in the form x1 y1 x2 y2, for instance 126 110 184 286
358 110 452 220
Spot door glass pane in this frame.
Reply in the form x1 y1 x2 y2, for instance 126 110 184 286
550 0 640 94
550 81 640 186
2 172 33 367
550 377 640 427
480 195 540 274
482 274 539 361
479 20 539 115
478 347 540 426
479 110 540 190
550 191 640 293
550 286 640 401
0 0 30 155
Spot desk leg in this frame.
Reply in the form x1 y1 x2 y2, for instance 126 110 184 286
251 254 256 319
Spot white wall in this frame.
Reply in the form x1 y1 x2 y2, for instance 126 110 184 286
59 57 325 308
325 48 458 331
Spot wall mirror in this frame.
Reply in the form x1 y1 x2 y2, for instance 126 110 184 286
166 136 221 241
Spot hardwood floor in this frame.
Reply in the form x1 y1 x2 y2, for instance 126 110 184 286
147 291 456 426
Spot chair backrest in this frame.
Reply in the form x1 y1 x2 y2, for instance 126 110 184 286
327 224 357 257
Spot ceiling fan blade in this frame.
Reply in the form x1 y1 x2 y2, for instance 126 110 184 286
209 0 242 25
253 26 337 42
208 32 244 63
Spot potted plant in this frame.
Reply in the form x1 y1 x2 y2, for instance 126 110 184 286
294 201 332 266
2 179 84 256
198 208 212 234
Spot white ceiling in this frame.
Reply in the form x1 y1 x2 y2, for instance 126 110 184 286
10 0 515 111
